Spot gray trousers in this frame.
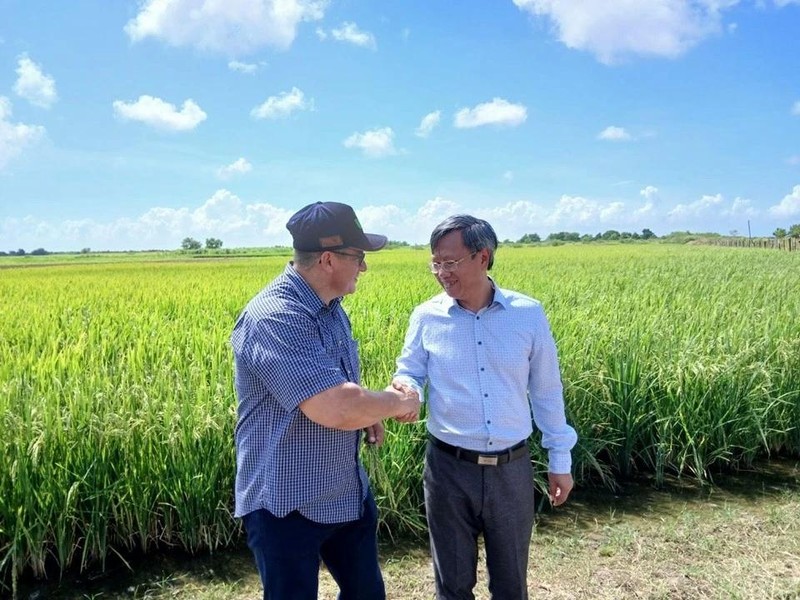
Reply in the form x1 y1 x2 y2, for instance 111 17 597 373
424 441 536 600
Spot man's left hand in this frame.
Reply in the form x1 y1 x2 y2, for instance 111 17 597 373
364 421 386 446
547 472 574 506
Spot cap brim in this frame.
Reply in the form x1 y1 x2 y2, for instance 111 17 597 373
363 233 388 251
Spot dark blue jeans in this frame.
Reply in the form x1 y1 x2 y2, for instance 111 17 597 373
242 491 386 600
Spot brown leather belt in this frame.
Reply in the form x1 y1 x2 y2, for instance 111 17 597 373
428 435 529 466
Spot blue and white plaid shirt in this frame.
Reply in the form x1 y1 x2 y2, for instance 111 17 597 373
394 283 577 474
231 264 368 523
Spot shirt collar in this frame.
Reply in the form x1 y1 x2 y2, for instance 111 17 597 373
285 263 342 314
443 277 508 313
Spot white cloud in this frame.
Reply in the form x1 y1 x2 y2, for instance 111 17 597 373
228 60 263 74
217 157 253 179
768 185 800 218
112 95 207 131
723 196 758 217
0 96 46 169
668 193 724 219
1 190 297 251
640 186 659 201
251 87 313 119
791 101 800 116
328 22 377 49
13 55 58 109
343 127 396 158
124 0 327 55
774 0 800 6
598 125 632 141
787 156 800 166
503 171 514 181
512 0 737 64
415 110 441 138
454 98 527 129
10 187 798 252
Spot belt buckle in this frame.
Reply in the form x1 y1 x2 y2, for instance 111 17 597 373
477 454 498 466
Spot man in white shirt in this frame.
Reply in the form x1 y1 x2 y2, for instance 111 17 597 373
393 214 577 600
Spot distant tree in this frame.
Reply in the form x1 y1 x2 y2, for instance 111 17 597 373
205 237 223 250
518 233 541 243
729 229 739 237
30 248 48 256
789 224 800 239
601 230 620 241
580 234 594 242
181 237 202 250
81 247 92 254
547 231 579 242
641 228 656 240
15 248 26 256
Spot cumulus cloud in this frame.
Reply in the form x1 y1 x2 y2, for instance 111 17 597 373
321 22 376 49
415 110 441 138
1 190 297 251
343 127 396 157
668 193 724 219
124 0 327 55
0 96 46 169
217 157 253 179
228 60 263 74
454 98 527 129
10 187 797 252
723 196 757 218
512 0 736 64
598 125 632 141
112 95 207 131
251 87 313 119
13 55 58 108
768 185 800 218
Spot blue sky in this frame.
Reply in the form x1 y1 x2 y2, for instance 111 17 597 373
1 0 799 252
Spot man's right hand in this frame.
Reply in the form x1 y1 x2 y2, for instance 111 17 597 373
388 380 420 423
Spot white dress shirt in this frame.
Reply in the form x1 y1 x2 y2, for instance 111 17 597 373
394 284 577 474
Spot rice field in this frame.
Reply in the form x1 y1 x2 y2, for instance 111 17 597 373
1 244 799 594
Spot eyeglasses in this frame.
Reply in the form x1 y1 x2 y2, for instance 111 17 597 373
330 249 366 266
429 252 477 273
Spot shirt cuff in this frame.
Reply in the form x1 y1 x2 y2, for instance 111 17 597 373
548 450 572 474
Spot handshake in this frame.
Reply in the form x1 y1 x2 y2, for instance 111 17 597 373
386 379 421 424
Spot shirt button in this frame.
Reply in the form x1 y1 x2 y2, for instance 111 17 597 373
484 393 488 397
480 367 485 371
478 341 482 345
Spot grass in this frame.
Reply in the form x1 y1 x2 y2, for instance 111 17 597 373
17 458 800 599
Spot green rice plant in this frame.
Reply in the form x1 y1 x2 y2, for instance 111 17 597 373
1 244 798 592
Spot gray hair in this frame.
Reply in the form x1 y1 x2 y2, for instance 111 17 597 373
293 249 322 269
430 214 498 270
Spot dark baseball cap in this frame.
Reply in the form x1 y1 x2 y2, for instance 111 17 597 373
286 202 388 252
